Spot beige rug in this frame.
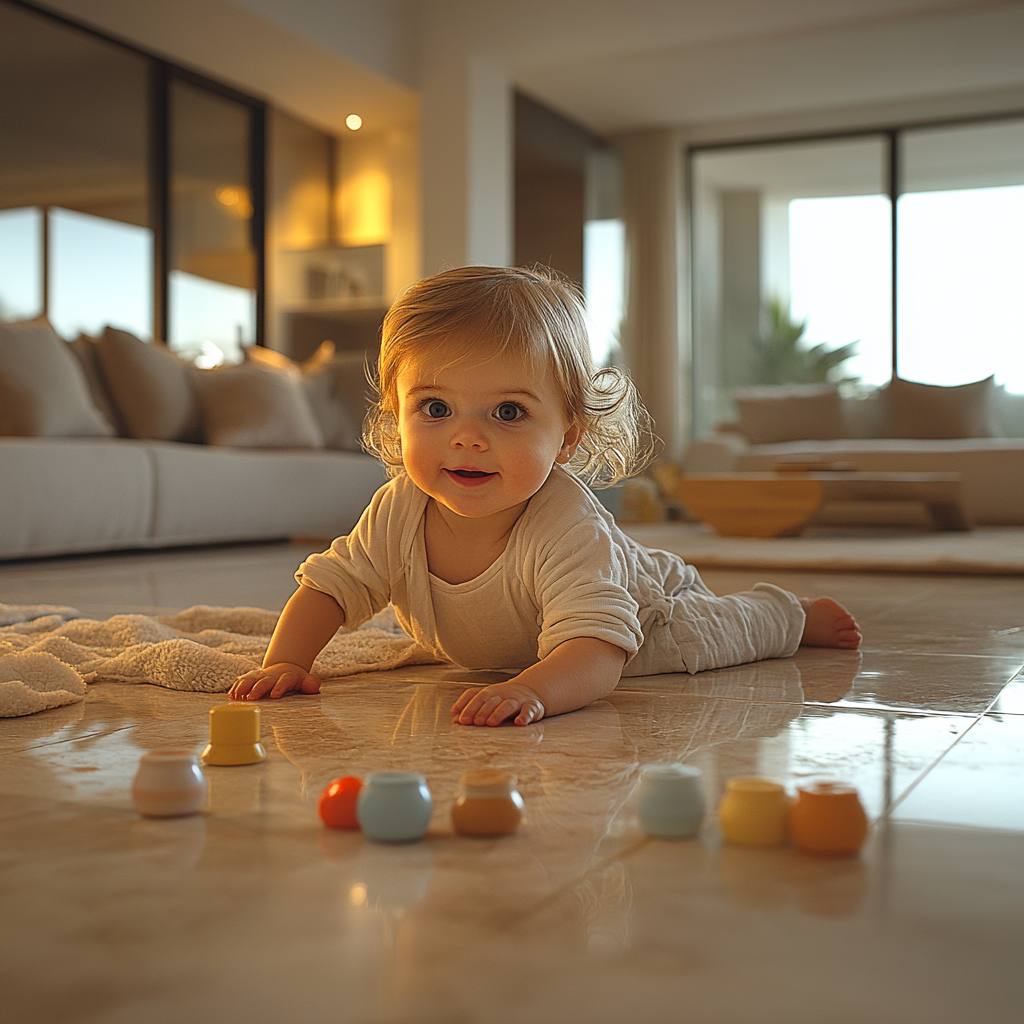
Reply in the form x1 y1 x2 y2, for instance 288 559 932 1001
622 523 1024 575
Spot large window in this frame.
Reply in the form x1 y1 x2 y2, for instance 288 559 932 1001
690 115 1024 435
0 1 152 337
0 0 265 358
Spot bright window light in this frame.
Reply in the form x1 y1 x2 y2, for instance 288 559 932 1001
0 207 42 321
49 208 153 340
169 270 254 364
584 218 625 366
788 195 892 386
898 185 1024 392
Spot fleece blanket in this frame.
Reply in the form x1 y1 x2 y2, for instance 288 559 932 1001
0 603 440 718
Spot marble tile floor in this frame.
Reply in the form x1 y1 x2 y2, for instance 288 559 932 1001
1 543 1022 1024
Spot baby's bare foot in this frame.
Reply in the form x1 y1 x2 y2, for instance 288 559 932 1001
799 597 862 649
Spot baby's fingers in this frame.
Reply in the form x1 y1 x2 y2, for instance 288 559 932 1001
245 672 289 701
268 672 321 698
451 688 501 726
448 688 479 720
229 671 263 700
514 700 544 727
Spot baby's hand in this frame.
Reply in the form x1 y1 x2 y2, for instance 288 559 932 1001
229 662 321 701
451 680 545 727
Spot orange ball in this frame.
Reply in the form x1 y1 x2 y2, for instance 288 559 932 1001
318 776 363 829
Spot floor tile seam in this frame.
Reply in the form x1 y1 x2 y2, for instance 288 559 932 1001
669 694 976 719
886 816 1024 837
980 669 1024 716
2 708 216 756
856 648 1024 662
801 701 987 718
881 714 988 819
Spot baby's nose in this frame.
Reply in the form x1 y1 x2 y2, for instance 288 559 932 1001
450 421 489 449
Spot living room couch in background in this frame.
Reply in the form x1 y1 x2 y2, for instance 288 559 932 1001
0 319 386 560
684 383 1024 525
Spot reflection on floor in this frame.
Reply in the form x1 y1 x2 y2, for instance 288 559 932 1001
1 542 1022 1023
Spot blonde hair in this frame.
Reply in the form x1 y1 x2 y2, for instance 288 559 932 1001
363 265 655 488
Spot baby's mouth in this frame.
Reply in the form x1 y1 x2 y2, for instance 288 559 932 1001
446 468 497 486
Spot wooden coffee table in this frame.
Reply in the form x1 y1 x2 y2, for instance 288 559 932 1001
675 472 971 538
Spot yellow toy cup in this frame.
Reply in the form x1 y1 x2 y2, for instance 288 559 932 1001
718 777 790 846
201 704 266 766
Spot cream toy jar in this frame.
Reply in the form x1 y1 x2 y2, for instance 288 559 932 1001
132 750 207 818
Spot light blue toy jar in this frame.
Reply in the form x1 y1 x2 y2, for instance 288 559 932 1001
357 771 433 843
634 763 705 838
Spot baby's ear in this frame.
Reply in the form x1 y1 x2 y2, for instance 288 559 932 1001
557 423 583 463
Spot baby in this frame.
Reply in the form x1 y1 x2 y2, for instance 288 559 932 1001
229 265 860 725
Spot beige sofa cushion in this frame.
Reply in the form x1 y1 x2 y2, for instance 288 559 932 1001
732 385 845 444
193 362 324 448
68 333 126 435
96 327 202 442
0 319 114 438
882 375 996 439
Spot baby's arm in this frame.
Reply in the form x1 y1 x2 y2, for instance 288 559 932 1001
229 585 346 701
450 636 628 727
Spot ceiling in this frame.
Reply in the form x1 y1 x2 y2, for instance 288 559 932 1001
36 0 1024 136
426 0 1024 133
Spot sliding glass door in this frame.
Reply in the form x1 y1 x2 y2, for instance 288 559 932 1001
689 114 1024 436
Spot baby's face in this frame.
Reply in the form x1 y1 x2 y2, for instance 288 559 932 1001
396 348 580 521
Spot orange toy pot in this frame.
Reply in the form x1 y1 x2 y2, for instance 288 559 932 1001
451 770 524 837
789 781 869 857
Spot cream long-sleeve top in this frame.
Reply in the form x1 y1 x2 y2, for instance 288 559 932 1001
296 466 805 676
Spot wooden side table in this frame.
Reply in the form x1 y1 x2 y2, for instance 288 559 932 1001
675 472 971 538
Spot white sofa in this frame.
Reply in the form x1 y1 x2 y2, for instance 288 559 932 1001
684 433 1024 525
0 438 387 561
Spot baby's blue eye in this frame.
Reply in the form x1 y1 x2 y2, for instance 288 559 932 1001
423 400 450 419
495 403 524 422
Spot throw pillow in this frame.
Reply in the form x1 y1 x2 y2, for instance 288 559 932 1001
0 318 114 437
96 327 203 442
245 341 373 451
731 385 845 444
193 362 325 449
881 375 996 439
305 352 373 451
68 333 126 435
